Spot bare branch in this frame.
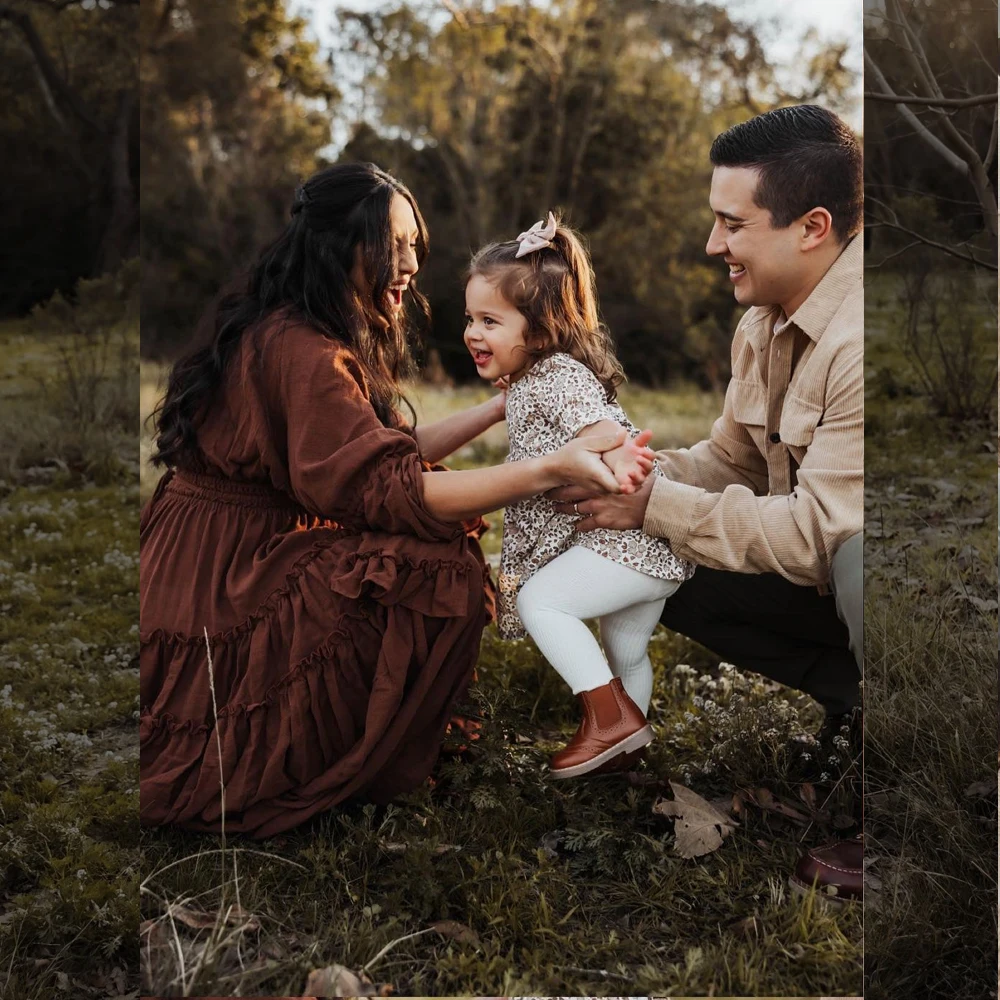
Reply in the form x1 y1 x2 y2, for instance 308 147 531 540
863 91 997 108
864 48 969 176
985 101 998 174
865 219 997 271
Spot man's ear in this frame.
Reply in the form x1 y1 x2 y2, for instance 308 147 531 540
801 207 834 249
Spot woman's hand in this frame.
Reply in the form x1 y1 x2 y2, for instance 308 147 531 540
490 378 508 423
544 428 652 495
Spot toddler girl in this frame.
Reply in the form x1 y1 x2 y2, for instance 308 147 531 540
464 213 695 778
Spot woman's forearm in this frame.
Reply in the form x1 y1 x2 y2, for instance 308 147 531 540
421 457 555 522
414 398 502 465
420 428 630 523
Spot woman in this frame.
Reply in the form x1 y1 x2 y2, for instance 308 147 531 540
140 162 640 839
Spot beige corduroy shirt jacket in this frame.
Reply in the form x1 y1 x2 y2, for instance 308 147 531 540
643 235 863 588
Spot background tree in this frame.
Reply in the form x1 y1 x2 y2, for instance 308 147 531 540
864 0 997 268
139 0 338 355
140 0 858 388
0 0 138 314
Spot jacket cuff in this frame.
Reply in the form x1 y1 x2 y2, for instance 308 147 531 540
643 475 704 550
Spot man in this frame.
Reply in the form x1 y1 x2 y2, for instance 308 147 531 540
553 104 863 903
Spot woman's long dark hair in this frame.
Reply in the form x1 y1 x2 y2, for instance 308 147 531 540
151 162 431 469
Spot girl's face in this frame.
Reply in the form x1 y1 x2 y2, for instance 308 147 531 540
464 273 531 383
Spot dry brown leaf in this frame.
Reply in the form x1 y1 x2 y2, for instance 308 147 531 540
162 901 259 932
750 786 812 824
429 919 482 949
798 782 817 811
729 914 760 938
379 840 461 855
964 778 997 799
653 781 738 858
304 962 393 996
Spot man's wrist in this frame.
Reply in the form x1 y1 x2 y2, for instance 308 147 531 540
642 476 702 546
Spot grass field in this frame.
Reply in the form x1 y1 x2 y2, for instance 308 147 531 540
0 319 139 1000
862 269 997 999
138 361 863 996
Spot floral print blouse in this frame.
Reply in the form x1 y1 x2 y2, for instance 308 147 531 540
497 352 695 640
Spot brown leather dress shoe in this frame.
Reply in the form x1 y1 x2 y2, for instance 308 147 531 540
549 678 653 779
789 834 863 906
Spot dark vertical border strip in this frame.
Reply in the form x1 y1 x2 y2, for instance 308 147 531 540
0 0 140 995
862 1 998 997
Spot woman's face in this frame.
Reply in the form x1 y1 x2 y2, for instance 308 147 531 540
350 192 421 317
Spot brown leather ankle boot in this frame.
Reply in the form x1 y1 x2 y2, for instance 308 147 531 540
591 744 647 775
549 678 653 779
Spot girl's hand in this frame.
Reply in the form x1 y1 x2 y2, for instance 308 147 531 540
544 429 628 494
610 429 655 494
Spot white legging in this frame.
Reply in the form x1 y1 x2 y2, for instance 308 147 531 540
515 545 681 716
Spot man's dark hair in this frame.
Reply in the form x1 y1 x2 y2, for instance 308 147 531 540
710 105 862 242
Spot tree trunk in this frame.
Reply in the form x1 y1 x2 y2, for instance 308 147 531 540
97 90 138 272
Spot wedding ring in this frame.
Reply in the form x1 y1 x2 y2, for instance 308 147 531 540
573 503 580 516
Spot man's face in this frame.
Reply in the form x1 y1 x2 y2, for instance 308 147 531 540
706 165 808 314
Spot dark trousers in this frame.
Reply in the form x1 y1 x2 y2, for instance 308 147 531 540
660 535 862 716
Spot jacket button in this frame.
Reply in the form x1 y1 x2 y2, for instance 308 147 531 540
769 432 781 443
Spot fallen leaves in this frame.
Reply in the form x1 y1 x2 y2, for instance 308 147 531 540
964 777 998 799
303 920 480 996
161 901 260 933
378 840 462 855
429 919 482 949
653 781 738 858
863 853 883 911
304 963 393 996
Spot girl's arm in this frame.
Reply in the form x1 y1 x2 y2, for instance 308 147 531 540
414 393 506 465
420 428 639 523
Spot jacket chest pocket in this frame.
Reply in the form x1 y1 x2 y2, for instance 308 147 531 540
779 394 823 449
728 378 767 428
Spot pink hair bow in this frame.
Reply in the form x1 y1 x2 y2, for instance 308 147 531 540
515 212 557 258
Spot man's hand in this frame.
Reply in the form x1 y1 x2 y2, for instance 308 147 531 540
548 472 655 532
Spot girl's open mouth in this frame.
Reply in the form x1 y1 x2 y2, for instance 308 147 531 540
472 349 493 367
390 286 404 306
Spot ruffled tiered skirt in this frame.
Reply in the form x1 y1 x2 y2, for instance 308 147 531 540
140 471 490 839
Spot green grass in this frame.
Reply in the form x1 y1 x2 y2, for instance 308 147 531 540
139 366 862 996
862 271 997 999
0 323 139 998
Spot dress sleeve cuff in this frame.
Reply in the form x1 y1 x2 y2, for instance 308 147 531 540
642 475 704 550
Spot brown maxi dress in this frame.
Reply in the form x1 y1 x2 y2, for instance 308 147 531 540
140 315 493 839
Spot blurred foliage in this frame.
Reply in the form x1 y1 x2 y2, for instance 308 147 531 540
29 258 140 430
139 0 337 354
0 0 138 314
139 0 857 387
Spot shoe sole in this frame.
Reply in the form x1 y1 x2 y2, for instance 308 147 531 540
787 874 858 909
548 725 654 780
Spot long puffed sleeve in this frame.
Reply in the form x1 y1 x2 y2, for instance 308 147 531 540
264 323 465 541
